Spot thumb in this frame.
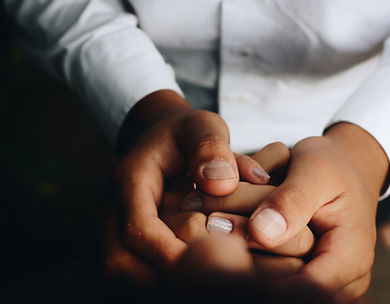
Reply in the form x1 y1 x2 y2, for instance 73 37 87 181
248 145 344 248
177 110 238 196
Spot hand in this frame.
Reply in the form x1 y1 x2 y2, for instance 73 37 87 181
178 142 314 257
110 90 270 277
170 236 332 304
103 142 308 287
181 124 388 302
242 123 388 302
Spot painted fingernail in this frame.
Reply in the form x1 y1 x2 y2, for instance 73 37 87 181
202 161 235 180
252 166 270 182
207 216 233 234
251 208 287 240
181 195 202 212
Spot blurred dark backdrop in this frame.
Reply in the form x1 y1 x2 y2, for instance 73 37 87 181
0 5 115 303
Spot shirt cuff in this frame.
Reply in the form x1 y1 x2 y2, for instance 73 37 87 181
62 20 184 149
327 65 390 200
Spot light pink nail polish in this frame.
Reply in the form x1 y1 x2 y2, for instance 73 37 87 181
207 216 233 234
252 166 270 182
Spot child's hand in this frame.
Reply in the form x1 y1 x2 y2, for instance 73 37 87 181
244 123 388 302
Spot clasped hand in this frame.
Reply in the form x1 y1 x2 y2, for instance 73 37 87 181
105 92 388 303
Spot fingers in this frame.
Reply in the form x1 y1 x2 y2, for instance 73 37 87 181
182 182 276 215
117 154 187 268
251 142 291 172
162 212 209 243
249 226 315 258
176 110 239 196
234 153 270 184
174 235 253 275
248 138 345 248
162 204 314 258
102 200 155 286
170 236 259 304
298 195 375 296
206 212 314 257
251 142 290 186
234 142 290 185
300 225 374 293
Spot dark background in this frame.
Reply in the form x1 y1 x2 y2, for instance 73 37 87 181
0 5 115 303
1 4 389 304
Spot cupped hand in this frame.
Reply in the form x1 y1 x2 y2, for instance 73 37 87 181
109 90 270 279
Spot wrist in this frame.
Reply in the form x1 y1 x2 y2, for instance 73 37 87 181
324 122 389 197
117 90 193 155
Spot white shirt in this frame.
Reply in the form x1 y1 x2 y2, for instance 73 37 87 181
5 0 390 198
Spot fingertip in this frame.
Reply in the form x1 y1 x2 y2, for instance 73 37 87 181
252 166 271 183
196 159 239 196
248 207 288 248
235 153 271 185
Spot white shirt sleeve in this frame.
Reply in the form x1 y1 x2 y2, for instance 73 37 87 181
328 36 390 200
4 0 183 148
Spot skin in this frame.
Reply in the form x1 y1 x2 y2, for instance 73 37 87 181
106 89 254 286
185 123 389 302
104 142 311 285
108 89 389 302
113 90 240 269
170 236 333 304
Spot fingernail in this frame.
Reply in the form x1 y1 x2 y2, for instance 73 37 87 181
251 208 287 240
202 161 235 180
207 216 233 234
181 195 202 212
252 166 270 182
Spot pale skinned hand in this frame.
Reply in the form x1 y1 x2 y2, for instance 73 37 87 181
183 123 389 303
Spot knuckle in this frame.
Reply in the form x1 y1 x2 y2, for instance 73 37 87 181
191 110 225 124
125 220 145 244
269 184 308 211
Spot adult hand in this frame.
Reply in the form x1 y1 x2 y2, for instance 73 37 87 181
111 90 270 274
177 142 314 257
103 141 305 287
